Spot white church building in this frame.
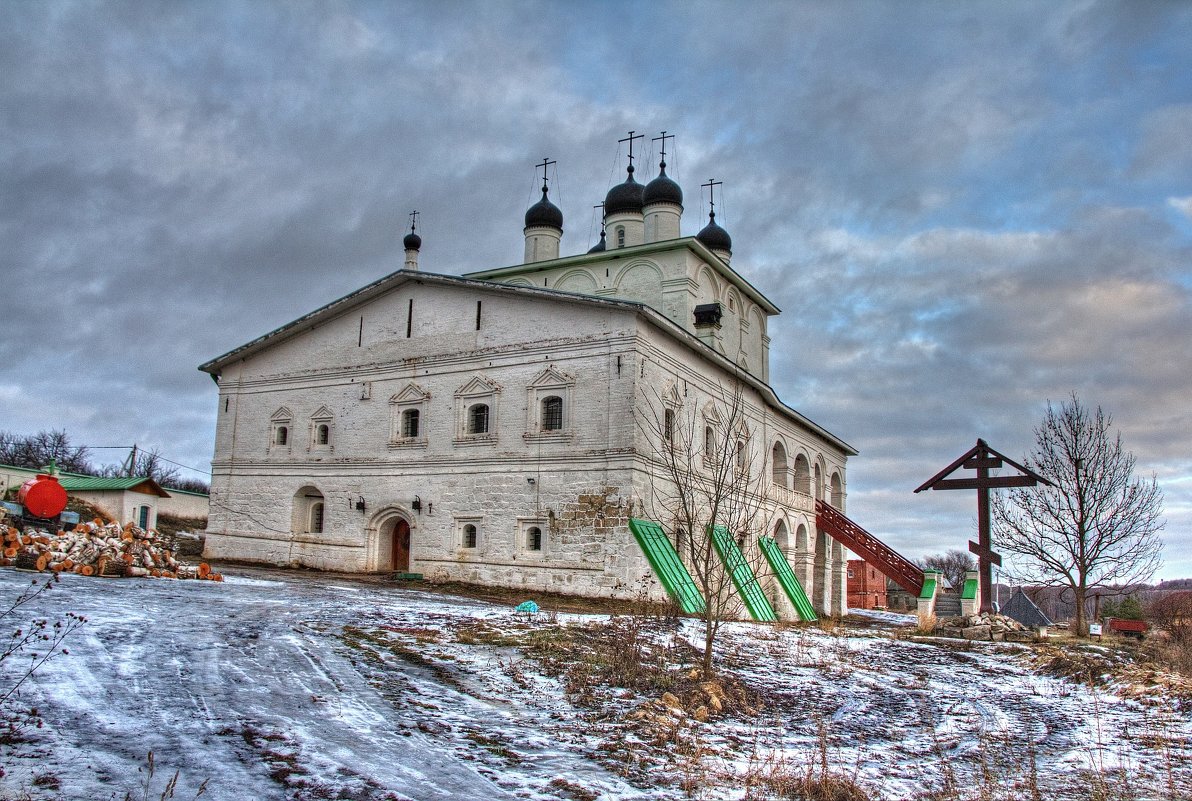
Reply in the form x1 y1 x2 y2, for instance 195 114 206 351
200 142 856 616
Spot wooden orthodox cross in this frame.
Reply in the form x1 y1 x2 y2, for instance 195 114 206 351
914 439 1052 614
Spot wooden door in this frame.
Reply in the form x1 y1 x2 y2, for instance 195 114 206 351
392 519 411 572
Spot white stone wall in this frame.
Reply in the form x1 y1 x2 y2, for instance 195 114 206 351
206 282 664 600
203 274 850 615
157 490 209 519
473 242 772 380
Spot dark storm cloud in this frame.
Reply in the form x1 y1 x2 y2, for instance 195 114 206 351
2 1 1190 574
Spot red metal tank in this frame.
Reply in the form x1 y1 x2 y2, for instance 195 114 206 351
17 475 68 519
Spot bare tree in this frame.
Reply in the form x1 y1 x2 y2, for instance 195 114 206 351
918 549 975 594
98 448 181 486
637 380 768 674
993 394 1164 636
0 430 92 474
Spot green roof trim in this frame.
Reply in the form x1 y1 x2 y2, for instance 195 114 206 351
56 476 171 497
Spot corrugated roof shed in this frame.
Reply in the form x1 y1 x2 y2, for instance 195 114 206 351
57 476 171 498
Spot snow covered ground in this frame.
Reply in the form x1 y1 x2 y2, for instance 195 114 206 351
0 566 1188 800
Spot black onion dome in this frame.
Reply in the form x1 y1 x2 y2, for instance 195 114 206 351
588 229 607 253
604 166 645 215
643 163 683 207
696 211 732 252
403 230 422 250
525 188 563 230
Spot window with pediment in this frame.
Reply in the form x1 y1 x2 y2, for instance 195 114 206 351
525 366 575 442
701 400 723 467
455 375 500 446
389 383 430 449
309 406 334 452
659 383 682 450
269 407 293 454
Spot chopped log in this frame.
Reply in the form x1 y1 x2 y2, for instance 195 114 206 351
34 553 49 572
198 563 211 579
4 547 17 559
80 564 94 576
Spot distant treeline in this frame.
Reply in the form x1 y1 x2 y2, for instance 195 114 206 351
0 429 209 495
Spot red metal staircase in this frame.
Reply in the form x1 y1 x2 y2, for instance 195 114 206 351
815 500 925 596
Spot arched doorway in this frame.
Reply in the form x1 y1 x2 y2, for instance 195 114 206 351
378 517 411 572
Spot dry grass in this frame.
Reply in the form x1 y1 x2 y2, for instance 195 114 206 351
914 612 939 634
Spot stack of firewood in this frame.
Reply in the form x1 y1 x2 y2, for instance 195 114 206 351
0 520 222 581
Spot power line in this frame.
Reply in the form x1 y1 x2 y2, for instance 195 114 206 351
0 436 210 476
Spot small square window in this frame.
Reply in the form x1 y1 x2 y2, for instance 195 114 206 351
518 519 547 557
455 517 483 550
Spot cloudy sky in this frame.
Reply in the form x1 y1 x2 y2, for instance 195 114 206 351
3 1 1190 579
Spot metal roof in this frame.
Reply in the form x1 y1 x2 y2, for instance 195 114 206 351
57 476 171 498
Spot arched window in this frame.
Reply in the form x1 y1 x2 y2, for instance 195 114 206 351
541 396 563 431
773 519 790 550
293 486 325 534
316 424 330 445
771 442 788 487
704 425 715 456
463 524 477 548
616 226 626 248
526 526 542 551
276 426 288 446
469 404 489 434
793 454 812 495
402 408 420 439
736 440 746 473
664 408 675 443
830 472 844 510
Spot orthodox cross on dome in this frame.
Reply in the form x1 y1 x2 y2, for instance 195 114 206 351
652 131 675 167
914 438 1053 614
619 130 644 170
702 178 723 213
536 157 556 192
407 210 419 233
